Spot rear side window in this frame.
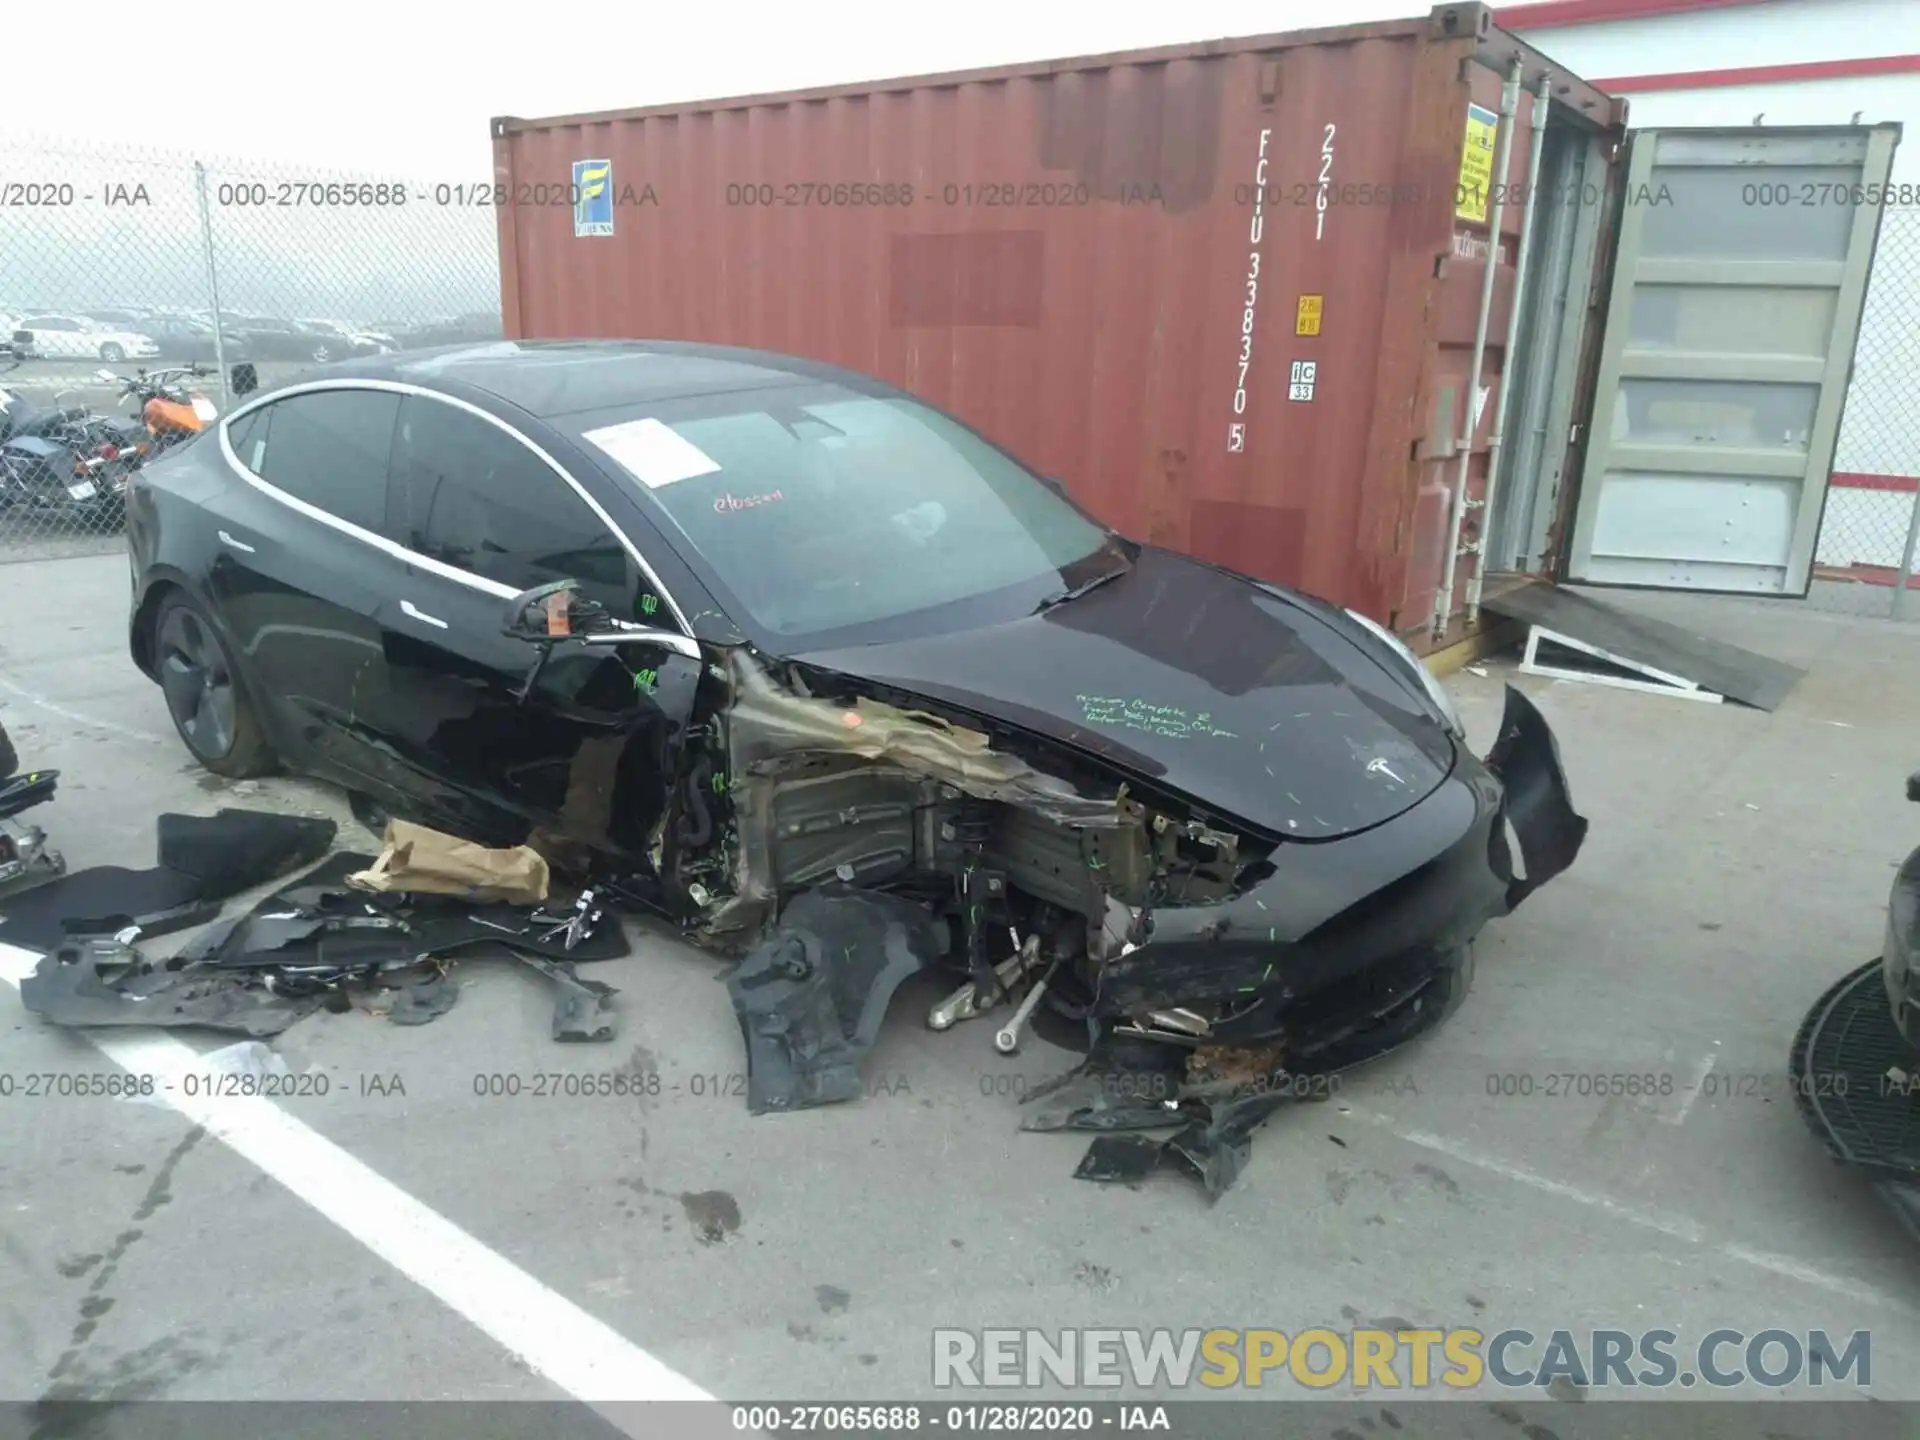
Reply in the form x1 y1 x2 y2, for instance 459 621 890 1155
248 389 400 533
389 396 641 617
226 410 263 467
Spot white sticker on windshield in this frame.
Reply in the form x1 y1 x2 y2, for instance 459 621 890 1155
581 416 721 489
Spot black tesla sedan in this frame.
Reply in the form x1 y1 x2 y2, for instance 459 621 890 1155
126 340 1587 1152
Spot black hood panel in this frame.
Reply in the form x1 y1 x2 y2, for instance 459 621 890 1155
791 547 1454 840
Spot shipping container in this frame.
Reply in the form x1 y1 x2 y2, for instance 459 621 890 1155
491 3 1628 639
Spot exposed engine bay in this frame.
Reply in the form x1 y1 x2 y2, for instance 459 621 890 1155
634 648 1582 1199
672 649 1260 1002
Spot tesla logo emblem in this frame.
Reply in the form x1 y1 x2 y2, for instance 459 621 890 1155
1367 757 1406 785
1228 423 1245 453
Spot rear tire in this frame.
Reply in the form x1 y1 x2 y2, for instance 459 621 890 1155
152 592 276 778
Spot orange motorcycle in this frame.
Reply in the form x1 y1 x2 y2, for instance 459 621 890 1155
105 364 219 457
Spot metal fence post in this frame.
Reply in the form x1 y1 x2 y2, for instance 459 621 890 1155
193 160 230 407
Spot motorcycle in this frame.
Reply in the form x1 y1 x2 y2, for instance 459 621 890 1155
0 360 142 523
101 364 218 457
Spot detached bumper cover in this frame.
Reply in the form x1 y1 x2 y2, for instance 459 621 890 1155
1485 683 1590 910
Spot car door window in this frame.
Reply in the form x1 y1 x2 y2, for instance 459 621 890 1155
389 396 644 618
248 389 400 533
226 409 264 466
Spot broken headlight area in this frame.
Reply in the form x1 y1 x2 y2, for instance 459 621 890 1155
680 653 1585 1197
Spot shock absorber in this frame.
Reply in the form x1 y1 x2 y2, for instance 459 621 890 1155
952 800 1005 1005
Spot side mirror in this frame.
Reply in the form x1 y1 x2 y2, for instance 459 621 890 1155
502 578 598 642
230 362 258 396
502 579 608 703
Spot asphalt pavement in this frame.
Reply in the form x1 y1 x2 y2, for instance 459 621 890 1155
0 554 1916 1430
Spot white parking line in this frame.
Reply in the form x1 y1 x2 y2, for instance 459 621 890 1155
0 675 168 746
1663 1045 1720 1127
1346 1107 1920 1318
0 943 716 1415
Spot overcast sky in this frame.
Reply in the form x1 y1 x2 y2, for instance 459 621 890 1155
13 0 1426 178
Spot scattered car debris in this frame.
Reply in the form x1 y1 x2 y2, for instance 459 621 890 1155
0 809 336 951
21 934 320 1037
512 952 619 1043
727 885 947 1112
157 809 341 900
14 823 630 1043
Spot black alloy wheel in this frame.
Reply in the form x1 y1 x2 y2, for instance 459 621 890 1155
154 594 275 776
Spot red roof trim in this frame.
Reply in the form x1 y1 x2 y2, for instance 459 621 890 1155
1501 0 1770 29
1592 53 1920 91
1832 472 1920 494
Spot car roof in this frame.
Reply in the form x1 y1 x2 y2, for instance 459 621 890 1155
304 339 887 419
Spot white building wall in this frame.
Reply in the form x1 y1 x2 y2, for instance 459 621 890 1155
1514 0 1920 573
1514 0 1920 80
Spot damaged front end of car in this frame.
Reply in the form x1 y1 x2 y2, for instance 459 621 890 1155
656 646 1587 1195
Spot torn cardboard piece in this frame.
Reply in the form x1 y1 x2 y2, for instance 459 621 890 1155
347 820 549 905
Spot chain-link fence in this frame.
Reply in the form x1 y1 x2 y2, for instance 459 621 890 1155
1809 205 1920 619
0 131 499 557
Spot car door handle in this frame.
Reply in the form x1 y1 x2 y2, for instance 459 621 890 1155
217 529 255 553
400 599 448 629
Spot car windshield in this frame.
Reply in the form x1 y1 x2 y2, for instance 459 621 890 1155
565 382 1123 645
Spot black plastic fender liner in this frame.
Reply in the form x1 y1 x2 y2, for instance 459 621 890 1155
1484 685 1588 910
0 866 211 951
726 885 947 1114
155 809 338 902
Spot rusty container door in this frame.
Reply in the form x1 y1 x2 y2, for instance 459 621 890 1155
492 3 1622 634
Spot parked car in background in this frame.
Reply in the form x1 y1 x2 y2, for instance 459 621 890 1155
196 312 336 364
396 312 503 349
80 308 158 330
138 313 253 364
294 319 391 359
14 314 159 363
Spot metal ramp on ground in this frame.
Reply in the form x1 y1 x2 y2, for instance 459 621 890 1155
1481 584 1805 711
